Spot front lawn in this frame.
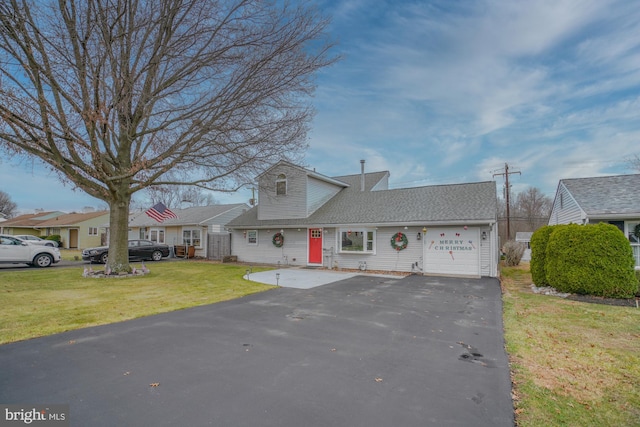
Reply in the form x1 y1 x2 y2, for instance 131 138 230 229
502 263 640 426
0 261 274 345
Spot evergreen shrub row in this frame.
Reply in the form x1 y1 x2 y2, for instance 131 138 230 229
530 223 638 298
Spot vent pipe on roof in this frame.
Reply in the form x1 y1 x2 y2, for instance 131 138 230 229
360 159 365 191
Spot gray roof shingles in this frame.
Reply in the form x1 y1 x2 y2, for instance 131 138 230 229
129 204 248 227
561 174 640 215
227 171 497 227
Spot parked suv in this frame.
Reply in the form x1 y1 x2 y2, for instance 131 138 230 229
14 234 59 247
0 234 61 267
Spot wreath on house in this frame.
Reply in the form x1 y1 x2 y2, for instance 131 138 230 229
272 232 284 248
634 224 640 239
390 232 408 251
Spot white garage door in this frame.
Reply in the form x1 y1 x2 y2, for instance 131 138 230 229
423 227 480 277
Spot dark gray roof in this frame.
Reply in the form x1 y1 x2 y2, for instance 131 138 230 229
227 177 497 228
332 171 390 192
561 174 640 215
129 204 248 227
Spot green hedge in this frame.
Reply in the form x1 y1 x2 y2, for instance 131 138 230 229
545 223 638 298
529 225 556 286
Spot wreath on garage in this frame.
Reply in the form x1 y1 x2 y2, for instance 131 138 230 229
634 224 640 239
390 232 408 251
272 232 284 248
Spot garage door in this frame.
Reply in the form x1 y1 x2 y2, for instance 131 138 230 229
423 227 480 277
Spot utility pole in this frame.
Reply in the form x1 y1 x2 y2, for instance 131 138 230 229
493 163 521 240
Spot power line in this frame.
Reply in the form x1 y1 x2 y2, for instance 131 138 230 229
493 163 521 240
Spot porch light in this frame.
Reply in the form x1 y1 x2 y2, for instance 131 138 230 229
422 227 427 233
417 232 422 240
482 231 487 240
276 273 280 286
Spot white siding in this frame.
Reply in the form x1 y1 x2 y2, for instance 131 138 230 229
231 225 498 277
307 177 342 215
258 165 308 220
231 228 308 266
329 227 424 272
208 206 248 231
549 183 585 225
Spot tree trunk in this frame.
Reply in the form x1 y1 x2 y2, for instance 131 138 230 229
107 192 132 273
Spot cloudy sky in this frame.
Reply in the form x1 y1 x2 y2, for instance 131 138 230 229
2 0 640 214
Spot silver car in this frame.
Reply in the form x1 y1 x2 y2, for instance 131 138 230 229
13 234 59 247
0 234 61 267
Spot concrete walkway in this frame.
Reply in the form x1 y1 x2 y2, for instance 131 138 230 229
245 267 402 289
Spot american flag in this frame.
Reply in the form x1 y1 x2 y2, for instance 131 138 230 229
145 202 178 223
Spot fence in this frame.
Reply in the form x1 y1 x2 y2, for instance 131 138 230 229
207 233 231 260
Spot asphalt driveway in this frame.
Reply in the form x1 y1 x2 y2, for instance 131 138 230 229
0 274 513 426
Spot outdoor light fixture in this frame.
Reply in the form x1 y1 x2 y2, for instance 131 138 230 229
417 232 422 240
276 273 280 286
482 231 487 240
422 227 427 233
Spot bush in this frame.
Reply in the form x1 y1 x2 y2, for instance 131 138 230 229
45 235 62 246
503 240 525 266
530 225 556 286
546 223 638 298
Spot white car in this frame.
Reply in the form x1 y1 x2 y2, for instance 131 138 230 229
0 234 61 267
13 234 59 247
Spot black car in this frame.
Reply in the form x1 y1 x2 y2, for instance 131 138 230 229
82 240 170 263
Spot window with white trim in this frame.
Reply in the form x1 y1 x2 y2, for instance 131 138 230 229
150 228 165 244
88 227 98 236
183 229 202 248
247 230 258 245
276 174 287 196
339 229 375 253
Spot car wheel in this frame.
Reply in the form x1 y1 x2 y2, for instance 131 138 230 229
32 253 53 268
151 250 163 261
100 252 108 264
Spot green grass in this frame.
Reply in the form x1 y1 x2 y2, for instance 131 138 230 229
0 261 274 345
59 249 83 261
502 263 640 426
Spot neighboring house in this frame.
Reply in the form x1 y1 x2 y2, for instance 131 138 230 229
0 211 66 235
226 160 499 278
0 210 109 249
127 204 249 259
515 232 533 262
548 174 640 268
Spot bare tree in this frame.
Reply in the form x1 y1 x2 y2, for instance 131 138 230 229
145 182 219 208
513 187 552 230
0 0 335 272
496 187 552 243
0 190 17 218
626 154 640 172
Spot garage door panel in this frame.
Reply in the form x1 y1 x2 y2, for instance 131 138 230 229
424 227 480 277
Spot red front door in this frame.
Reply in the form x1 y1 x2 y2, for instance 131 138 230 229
308 228 323 264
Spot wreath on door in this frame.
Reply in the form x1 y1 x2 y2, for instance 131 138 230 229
272 232 284 247
390 232 408 251
633 224 640 239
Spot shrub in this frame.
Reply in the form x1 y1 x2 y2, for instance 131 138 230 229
503 240 525 266
45 235 62 246
530 225 556 286
546 223 638 298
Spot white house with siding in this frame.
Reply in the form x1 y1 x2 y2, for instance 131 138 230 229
127 204 248 258
226 160 499 278
548 174 640 268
